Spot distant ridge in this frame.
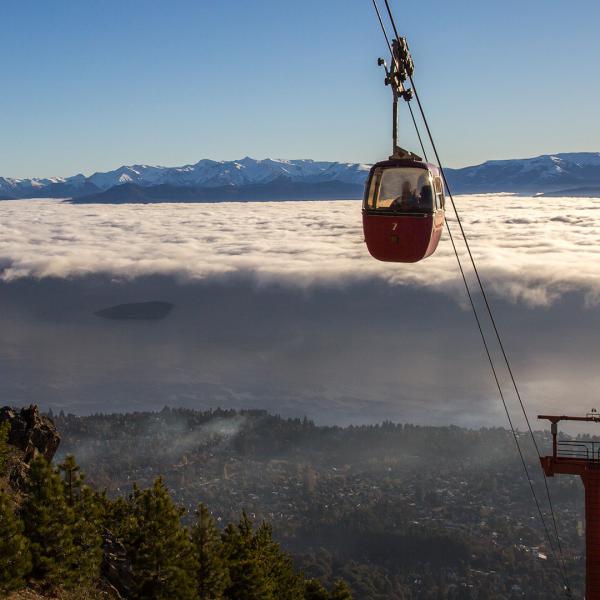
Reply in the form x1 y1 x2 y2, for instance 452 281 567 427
72 178 365 204
2 153 600 202
445 152 600 194
0 157 370 202
539 185 600 198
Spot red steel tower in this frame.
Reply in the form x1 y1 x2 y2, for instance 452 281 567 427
539 412 600 599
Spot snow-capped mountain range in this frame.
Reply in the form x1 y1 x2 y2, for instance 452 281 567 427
0 158 370 200
447 152 600 195
1 153 600 201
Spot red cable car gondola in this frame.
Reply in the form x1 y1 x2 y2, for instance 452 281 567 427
362 150 445 263
362 38 446 263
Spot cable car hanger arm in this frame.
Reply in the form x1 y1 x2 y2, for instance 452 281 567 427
371 0 420 160
378 39 417 159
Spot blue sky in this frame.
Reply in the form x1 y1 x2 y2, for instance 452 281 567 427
1 0 598 178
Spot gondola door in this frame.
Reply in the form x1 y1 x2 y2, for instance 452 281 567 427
427 171 446 257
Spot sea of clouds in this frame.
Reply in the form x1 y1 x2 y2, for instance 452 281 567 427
1 195 600 306
0 195 599 431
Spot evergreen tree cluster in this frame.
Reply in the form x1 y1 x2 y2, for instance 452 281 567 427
1 453 104 595
0 443 353 599
0 420 12 473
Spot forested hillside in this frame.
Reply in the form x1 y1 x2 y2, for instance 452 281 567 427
52 407 586 599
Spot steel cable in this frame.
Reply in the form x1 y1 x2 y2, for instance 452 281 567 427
371 0 572 594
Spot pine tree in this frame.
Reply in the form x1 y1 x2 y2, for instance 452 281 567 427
59 454 81 507
254 521 303 600
58 455 103 586
304 579 330 600
191 503 230 600
0 490 31 594
120 477 198 600
222 512 270 600
103 493 131 535
20 455 77 589
0 421 11 476
330 580 354 600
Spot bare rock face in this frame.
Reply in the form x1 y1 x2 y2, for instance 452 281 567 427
0 405 61 463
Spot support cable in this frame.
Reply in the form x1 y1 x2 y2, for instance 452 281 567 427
411 78 572 592
444 216 563 569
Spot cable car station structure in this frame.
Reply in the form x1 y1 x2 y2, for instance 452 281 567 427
539 413 600 599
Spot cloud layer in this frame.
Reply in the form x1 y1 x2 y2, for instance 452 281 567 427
1 195 600 305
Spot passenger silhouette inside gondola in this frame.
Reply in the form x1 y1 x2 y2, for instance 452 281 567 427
417 173 433 210
391 180 416 211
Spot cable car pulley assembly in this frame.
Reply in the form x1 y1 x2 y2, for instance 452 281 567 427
378 37 414 157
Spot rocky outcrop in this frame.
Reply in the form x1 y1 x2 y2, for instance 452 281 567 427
0 405 60 463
